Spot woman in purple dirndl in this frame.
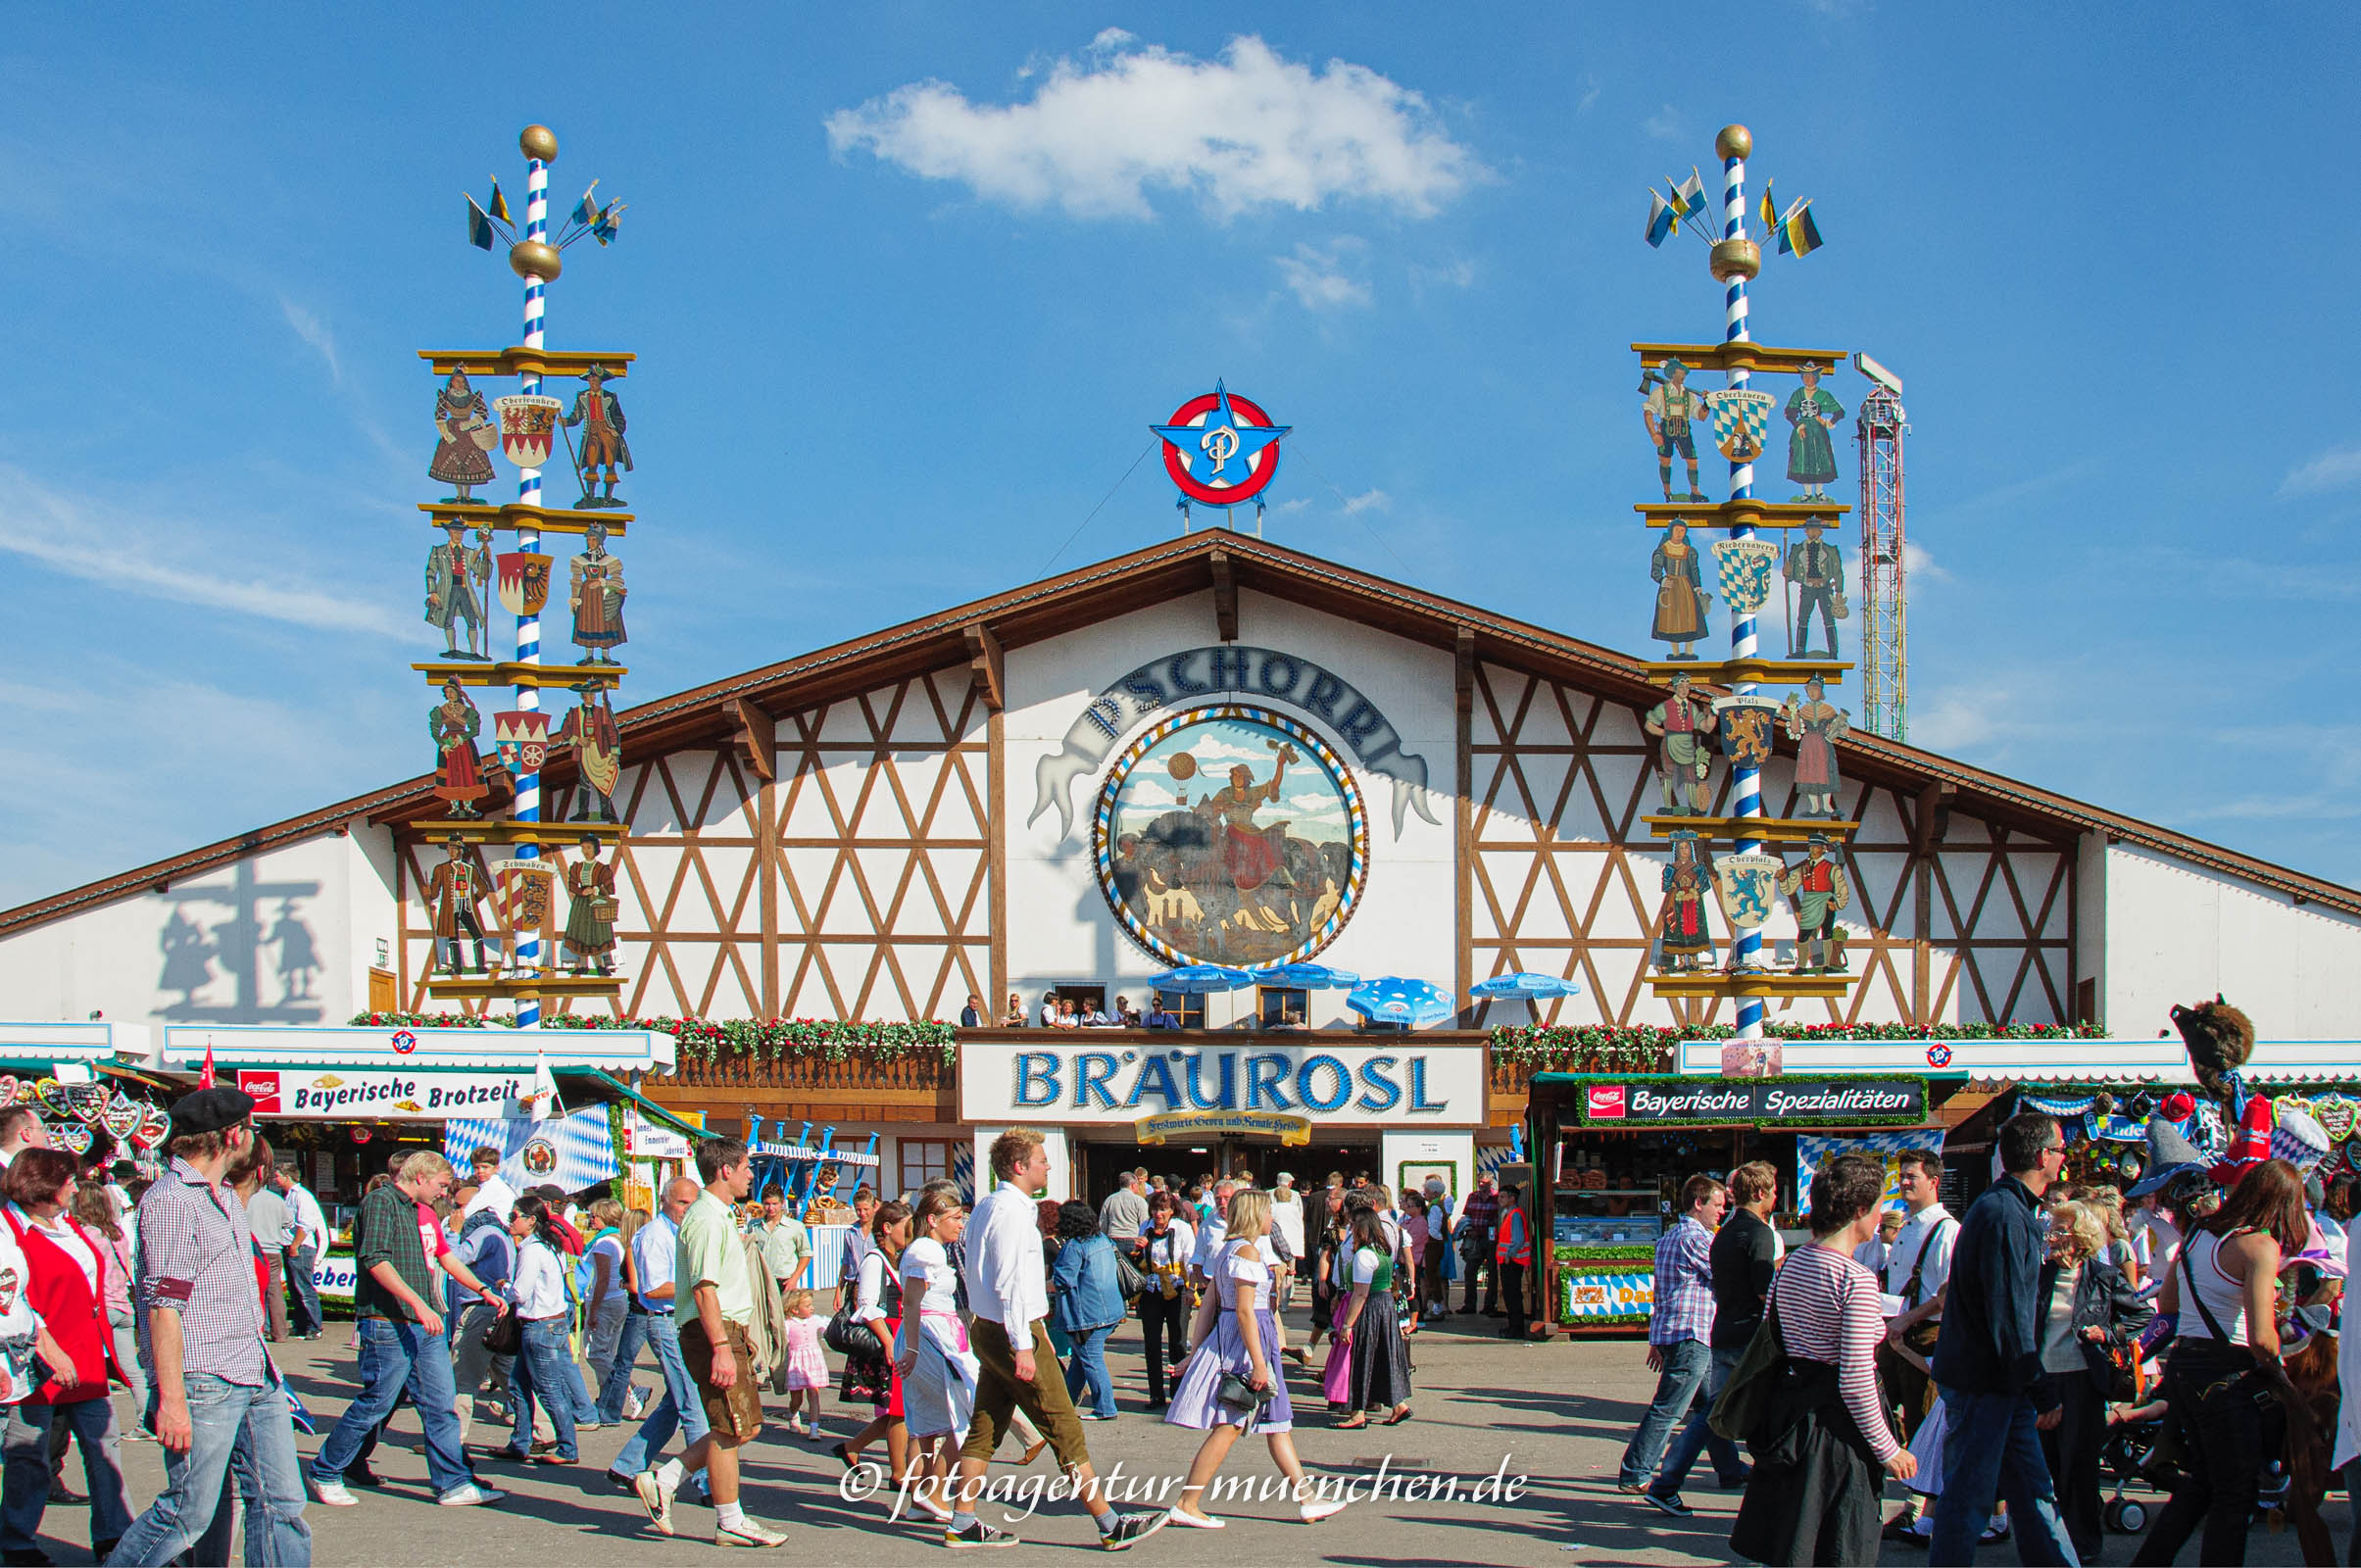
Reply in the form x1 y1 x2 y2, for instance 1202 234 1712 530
1161 1189 1348 1531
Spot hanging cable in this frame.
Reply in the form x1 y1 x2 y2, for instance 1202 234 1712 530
1042 439 1157 574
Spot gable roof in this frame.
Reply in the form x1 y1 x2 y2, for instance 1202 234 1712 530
6 531 2357 935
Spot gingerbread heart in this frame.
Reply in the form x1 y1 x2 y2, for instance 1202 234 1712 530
68 1084 109 1127
99 1097 141 1142
29 1080 69 1119
2317 1098 2357 1144
49 1122 90 1157
131 1104 171 1152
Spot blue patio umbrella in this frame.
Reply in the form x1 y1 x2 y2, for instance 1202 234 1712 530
1246 962 1362 989
1344 976 1457 1027
1148 964 1257 995
1468 972 1582 1001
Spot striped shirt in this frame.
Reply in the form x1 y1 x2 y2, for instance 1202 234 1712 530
1649 1215 1716 1347
133 1158 268 1388
1769 1243 1899 1462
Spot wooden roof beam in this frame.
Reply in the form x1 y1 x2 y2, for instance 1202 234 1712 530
1209 550 1238 643
964 624 1005 711
1912 781 1958 855
1455 626 1476 718
726 696 775 783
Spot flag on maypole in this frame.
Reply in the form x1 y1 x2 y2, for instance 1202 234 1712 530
199 1038 217 1089
1645 190 1677 247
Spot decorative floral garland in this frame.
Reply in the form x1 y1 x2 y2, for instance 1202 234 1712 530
349 1012 959 1067
1488 1019 2103 1070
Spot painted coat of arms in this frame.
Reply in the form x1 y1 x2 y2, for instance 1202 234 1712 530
1712 694 1783 767
1713 852 1786 946
497 553 553 616
1703 388 1775 462
493 710 552 773
491 858 555 941
1711 537 1782 614
493 394 563 469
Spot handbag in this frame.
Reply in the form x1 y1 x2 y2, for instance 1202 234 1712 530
823 1310 883 1361
480 1307 522 1357
1115 1249 1147 1299
1215 1372 1273 1424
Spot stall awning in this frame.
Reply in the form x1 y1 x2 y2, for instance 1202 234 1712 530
569 1068 706 1142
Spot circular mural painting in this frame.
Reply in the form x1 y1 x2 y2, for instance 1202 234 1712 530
1093 705 1370 968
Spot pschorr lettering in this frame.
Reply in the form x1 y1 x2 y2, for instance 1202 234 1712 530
1762 1085 1914 1117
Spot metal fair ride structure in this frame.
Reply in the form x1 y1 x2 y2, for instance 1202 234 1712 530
1854 357 1908 741
1635 124 1861 1033
410 124 637 1024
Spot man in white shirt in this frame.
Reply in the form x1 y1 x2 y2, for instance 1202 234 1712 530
608 1177 712 1497
1187 1180 1237 1293
1880 1148 1955 1449
946 1129 1165 1550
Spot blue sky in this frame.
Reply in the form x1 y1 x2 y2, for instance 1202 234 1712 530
4 4 2357 909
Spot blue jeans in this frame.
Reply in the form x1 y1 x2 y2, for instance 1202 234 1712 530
1619 1337 1716 1487
287 1246 322 1338
1928 1386 2080 1566
510 1317 582 1461
1062 1324 1116 1418
6 1396 131 1550
1648 1345 1748 1495
612 1312 709 1481
594 1307 651 1424
107 1374 311 1567
311 1318 472 1499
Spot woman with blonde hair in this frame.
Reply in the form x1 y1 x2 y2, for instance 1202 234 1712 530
1160 1189 1345 1529
2034 1200 2149 1560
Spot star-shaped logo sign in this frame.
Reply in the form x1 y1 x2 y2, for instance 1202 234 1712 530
1152 381 1290 507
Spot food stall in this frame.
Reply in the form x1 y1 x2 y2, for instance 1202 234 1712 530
1526 1069 1938 1335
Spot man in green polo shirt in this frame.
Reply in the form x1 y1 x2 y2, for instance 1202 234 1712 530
633 1138 782 1547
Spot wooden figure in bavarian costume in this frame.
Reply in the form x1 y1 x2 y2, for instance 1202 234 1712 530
428 369 498 503
1782 517 1845 659
561 363 631 508
1783 361 1845 503
1641 357 1709 502
1644 673 1718 816
1649 520 1711 660
567 522 627 663
554 687 622 822
1781 677 1849 818
429 680 489 817
425 836 489 974
1657 832 1715 971
563 835 617 973
423 521 493 660
1779 833 1850 973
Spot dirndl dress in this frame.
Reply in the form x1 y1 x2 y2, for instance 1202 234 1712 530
1164 1243 1293 1435
900 1308 980 1442
839 1256 905 1415
1345 1251 1412 1412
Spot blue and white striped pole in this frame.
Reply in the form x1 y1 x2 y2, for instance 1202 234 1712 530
1716 123 1765 1041
513 128 553 1030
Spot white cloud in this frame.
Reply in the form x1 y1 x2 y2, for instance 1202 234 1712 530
1902 540 1950 584
1340 488 1390 514
1274 239 1371 310
824 34 1483 221
278 296 341 385
0 465 407 637
1408 256 1477 296
1643 104 1683 142
2281 446 2361 498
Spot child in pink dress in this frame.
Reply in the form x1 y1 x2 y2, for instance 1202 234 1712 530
779 1289 830 1438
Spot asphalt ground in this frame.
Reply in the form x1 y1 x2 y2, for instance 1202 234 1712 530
26 1307 2343 1565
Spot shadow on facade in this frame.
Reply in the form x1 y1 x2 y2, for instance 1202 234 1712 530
155 860 326 1024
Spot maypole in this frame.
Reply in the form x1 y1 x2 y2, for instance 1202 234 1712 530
412 124 635 1026
1634 124 1860 1066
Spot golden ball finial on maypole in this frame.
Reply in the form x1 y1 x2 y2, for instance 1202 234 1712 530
509 240 563 282
519 123 559 163
1714 123 1751 161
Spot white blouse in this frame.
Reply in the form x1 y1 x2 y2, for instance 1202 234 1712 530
900 1237 959 1316
509 1237 566 1319
1141 1221 1195 1273
1352 1245 1388 1288
855 1248 893 1323
1216 1243 1271 1312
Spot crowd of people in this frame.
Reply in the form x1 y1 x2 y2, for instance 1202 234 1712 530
1615 1107 2361 1566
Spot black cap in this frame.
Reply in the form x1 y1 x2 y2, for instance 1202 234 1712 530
169 1086 256 1140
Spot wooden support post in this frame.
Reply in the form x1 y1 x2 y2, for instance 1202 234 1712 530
964 624 1005 711
1210 550 1238 644
1454 627 1475 1017
1910 782 1952 1025
988 705 1008 1021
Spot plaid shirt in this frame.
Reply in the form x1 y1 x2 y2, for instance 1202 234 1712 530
1457 1188 1500 1245
133 1157 268 1387
1649 1214 1717 1348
